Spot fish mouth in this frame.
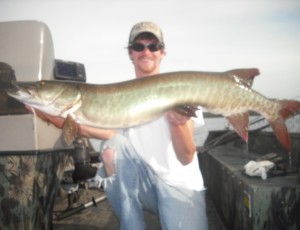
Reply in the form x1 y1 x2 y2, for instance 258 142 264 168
7 81 36 99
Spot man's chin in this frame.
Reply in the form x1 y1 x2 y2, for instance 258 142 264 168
139 67 155 75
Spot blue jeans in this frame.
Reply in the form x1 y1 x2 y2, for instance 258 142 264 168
90 134 208 230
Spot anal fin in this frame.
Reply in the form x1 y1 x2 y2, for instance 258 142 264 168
226 112 249 143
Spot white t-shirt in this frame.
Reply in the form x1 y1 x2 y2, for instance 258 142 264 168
125 115 205 191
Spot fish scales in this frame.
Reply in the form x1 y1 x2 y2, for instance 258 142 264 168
78 72 217 127
77 72 260 127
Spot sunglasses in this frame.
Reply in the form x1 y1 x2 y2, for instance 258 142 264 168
129 43 163 52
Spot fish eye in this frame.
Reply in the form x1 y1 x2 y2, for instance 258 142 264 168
38 81 46 87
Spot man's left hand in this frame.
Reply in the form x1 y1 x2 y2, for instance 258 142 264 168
166 110 191 126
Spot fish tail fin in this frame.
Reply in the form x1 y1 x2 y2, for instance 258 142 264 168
269 100 300 152
278 100 300 120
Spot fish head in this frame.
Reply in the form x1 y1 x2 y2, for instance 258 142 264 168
7 80 81 116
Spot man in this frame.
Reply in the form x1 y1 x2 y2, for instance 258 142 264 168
36 21 208 230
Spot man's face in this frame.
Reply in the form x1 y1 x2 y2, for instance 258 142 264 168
129 38 165 77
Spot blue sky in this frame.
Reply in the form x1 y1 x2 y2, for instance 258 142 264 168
1 0 299 99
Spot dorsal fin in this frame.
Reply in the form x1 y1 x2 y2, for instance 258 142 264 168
225 68 260 87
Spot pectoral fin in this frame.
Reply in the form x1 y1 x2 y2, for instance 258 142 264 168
226 113 249 143
62 114 78 145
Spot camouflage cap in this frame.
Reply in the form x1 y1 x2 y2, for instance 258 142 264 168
128 21 164 45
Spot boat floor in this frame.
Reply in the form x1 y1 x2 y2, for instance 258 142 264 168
52 185 226 230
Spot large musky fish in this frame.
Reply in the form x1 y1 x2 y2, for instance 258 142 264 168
7 68 300 151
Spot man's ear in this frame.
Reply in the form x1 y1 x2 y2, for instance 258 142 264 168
128 49 133 60
160 49 166 61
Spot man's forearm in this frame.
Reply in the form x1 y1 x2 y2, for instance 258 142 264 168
169 119 196 165
78 125 116 140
